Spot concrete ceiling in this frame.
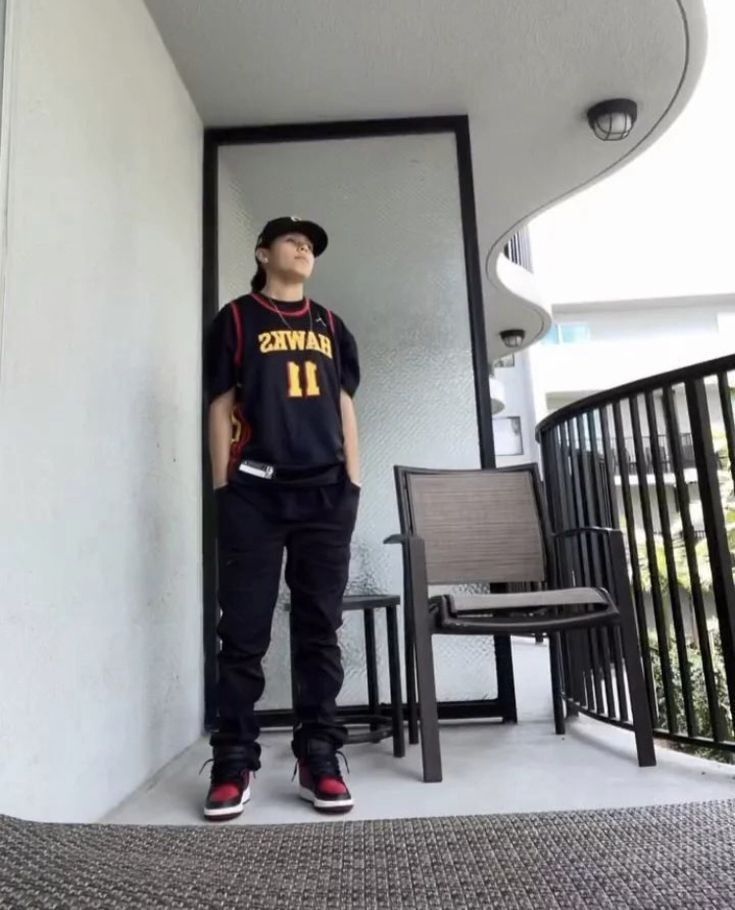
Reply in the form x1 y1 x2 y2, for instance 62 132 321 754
144 0 707 360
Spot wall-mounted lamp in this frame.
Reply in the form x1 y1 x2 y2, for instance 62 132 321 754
587 99 638 141
500 329 526 349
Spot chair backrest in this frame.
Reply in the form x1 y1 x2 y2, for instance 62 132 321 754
395 465 550 586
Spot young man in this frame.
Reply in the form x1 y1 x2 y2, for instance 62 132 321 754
203 217 361 821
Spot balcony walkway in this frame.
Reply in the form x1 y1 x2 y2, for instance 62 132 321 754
104 639 735 827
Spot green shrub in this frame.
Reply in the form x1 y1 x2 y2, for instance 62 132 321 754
647 631 733 763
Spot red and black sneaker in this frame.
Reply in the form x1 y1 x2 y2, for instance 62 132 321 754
201 755 252 822
296 741 353 814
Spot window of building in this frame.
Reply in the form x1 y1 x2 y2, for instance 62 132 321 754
543 322 591 345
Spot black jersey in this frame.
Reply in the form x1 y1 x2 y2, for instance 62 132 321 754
205 293 360 486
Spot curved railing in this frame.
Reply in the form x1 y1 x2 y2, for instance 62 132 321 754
503 228 533 271
536 353 735 759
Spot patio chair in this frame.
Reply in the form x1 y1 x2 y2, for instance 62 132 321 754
386 464 656 783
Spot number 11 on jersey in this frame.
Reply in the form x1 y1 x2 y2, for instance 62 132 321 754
287 361 321 398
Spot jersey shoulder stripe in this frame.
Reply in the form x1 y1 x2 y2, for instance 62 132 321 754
229 299 245 368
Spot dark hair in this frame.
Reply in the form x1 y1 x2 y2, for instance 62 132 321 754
251 261 266 292
251 237 272 292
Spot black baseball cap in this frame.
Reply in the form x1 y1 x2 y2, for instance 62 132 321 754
255 217 328 257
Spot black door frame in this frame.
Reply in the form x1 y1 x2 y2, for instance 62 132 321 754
202 115 498 729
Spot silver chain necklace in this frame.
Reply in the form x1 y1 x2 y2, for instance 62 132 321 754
260 292 313 334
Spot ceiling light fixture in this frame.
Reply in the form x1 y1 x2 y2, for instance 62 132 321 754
587 99 638 141
500 329 525 349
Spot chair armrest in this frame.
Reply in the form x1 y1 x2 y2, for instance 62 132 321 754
383 533 409 545
384 532 430 552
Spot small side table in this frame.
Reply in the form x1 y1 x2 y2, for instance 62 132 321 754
289 594 405 758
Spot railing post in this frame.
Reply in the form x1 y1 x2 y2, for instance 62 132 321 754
540 427 565 533
662 386 722 740
646 391 695 737
630 395 677 733
612 400 657 722
685 378 735 726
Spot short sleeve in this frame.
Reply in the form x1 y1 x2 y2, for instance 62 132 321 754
336 316 360 397
204 304 237 403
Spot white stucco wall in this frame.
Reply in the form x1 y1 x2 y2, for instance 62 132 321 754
0 0 204 822
217 154 259 306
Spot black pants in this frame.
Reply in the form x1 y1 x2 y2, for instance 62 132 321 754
210 477 360 770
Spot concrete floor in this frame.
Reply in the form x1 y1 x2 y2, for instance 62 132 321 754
103 640 735 827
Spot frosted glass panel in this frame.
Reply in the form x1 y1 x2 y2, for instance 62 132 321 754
217 134 496 710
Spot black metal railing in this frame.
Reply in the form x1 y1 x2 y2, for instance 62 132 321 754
611 433 702 475
503 228 533 271
537 354 735 759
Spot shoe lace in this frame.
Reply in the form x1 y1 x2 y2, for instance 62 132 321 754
292 749 350 782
